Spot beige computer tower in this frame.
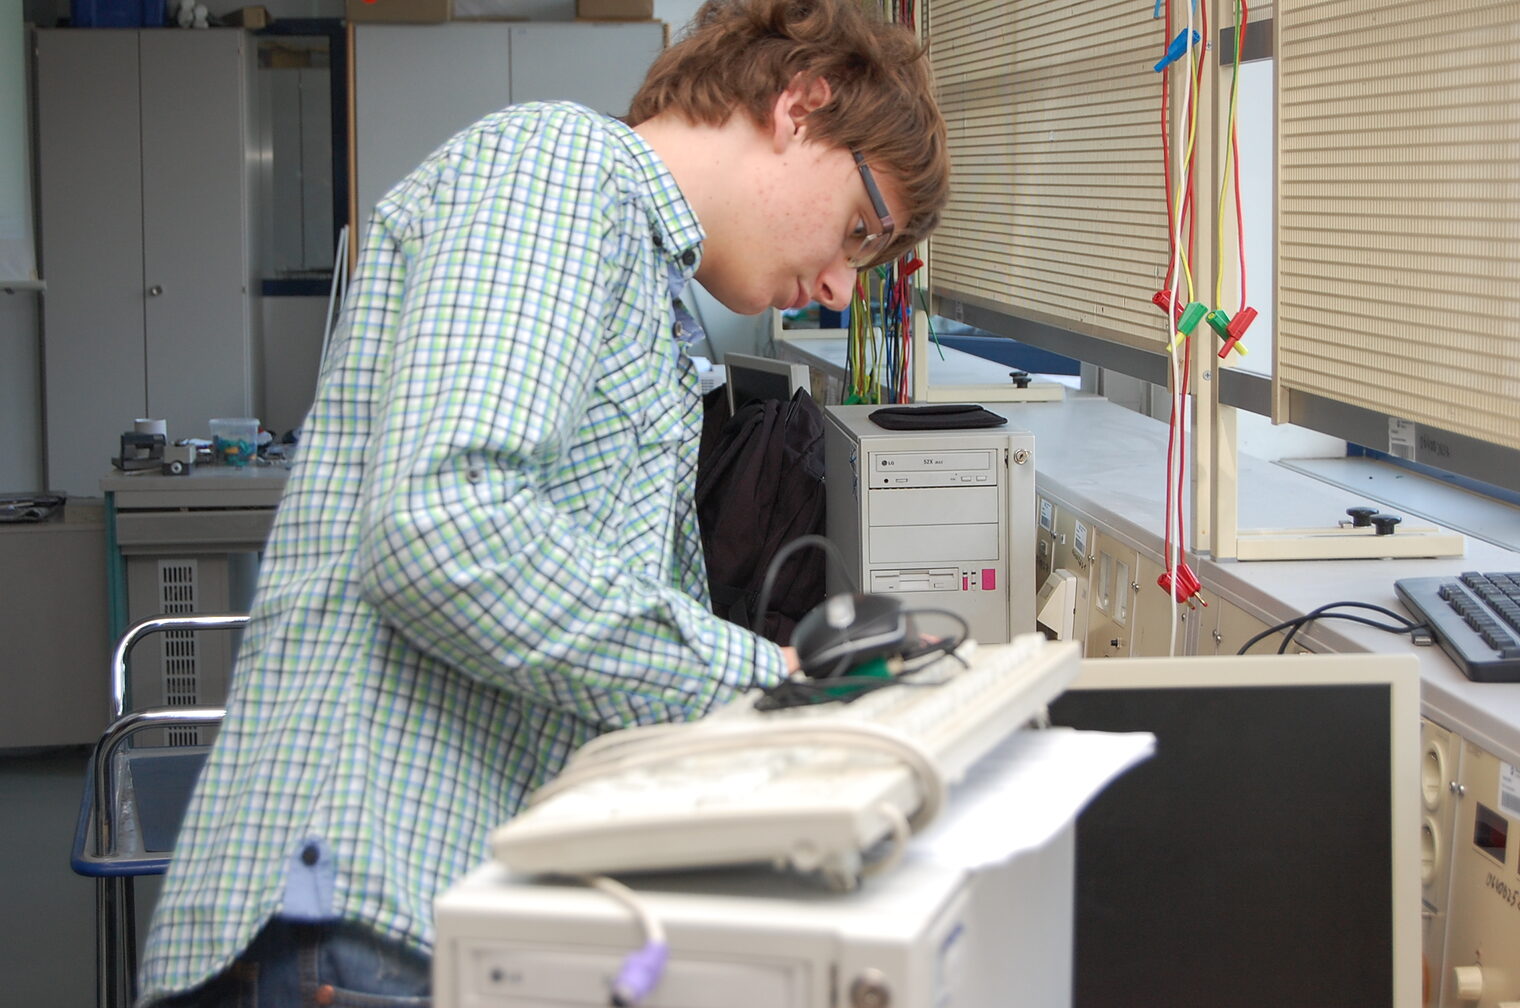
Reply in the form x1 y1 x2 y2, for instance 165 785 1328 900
823 405 1036 644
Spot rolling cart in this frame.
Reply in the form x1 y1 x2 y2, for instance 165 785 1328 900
70 613 248 1008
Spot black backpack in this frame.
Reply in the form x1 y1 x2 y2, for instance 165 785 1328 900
695 387 827 644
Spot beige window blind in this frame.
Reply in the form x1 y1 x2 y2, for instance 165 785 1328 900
927 0 1175 353
1276 0 1520 453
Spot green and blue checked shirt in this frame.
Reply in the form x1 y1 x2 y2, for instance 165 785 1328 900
139 102 788 1001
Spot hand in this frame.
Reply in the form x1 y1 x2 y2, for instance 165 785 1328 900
779 646 801 674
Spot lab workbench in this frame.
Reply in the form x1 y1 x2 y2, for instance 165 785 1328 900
776 333 1520 768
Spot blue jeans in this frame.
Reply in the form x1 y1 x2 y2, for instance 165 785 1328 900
150 918 430 1008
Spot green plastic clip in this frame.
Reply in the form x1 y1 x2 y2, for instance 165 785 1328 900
1205 308 1232 338
1178 301 1208 335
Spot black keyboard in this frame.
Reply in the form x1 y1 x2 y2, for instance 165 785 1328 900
1395 573 1520 682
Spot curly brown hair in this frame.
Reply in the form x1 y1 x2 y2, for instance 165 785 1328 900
628 0 949 264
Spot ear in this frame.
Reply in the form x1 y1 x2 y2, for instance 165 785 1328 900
768 73 834 153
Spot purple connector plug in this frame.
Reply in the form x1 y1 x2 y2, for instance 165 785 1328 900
609 941 669 1007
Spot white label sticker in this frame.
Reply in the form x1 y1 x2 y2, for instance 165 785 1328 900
1039 497 1054 531
1388 418 1417 461
1501 762 1520 818
1074 521 1089 557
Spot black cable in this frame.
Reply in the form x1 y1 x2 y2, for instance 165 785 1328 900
1275 613 1411 654
752 533 856 635
1238 601 1419 655
1240 611 1410 657
1236 600 1432 656
1276 601 1422 654
894 607 970 665
755 673 932 710
755 605 971 710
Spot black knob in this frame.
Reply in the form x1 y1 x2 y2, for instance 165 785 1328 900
1009 370 1031 389
1346 506 1378 527
1371 513 1402 536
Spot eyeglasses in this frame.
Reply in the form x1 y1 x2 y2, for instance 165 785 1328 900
846 150 896 269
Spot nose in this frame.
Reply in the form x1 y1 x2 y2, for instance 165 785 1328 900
812 260 857 312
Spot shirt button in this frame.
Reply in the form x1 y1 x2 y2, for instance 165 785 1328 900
680 249 696 267
301 843 320 866
315 983 336 1006
467 468 483 483
651 233 663 249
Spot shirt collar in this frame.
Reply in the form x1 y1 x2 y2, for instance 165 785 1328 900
608 120 705 278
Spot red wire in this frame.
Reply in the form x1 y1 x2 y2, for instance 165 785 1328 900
1159 0 1208 579
1176 350 1190 560
1159 2 1174 286
1161 1 1207 292
1184 0 1206 277
1160 0 1175 561
1234 1 1249 308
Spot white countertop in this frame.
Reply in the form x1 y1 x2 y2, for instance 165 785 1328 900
780 334 1520 767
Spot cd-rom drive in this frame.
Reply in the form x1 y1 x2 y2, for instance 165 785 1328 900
823 405 1036 644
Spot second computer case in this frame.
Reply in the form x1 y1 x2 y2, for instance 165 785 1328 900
823 404 1037 644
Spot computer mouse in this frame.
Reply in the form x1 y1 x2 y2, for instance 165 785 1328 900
791 592 909 679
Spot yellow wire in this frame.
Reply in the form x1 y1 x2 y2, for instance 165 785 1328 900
1175 37 1201 303
849 281 873 401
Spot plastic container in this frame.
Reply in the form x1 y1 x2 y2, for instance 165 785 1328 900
209 418 259 468
70 0 166 27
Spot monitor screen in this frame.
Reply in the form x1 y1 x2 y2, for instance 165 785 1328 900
722 352 811 413
1048 652 1420 1008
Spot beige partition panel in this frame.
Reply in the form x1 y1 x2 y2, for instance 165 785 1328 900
1275 0 1520 452
927 0 1174 352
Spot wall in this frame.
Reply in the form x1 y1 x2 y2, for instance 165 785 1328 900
0 290 41 489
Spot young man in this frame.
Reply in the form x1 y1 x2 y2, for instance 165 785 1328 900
141 1 948 1004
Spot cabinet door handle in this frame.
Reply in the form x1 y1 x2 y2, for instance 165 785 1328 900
147 284 163 297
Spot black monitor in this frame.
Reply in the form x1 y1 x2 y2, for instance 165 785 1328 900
1048 652 1420 1008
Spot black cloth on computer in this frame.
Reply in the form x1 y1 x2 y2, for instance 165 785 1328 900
868 403 1008 430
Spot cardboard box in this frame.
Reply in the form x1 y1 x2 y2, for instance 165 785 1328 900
223 5 270 28
576 0 652 20
453 0 573 18
346 0 451 23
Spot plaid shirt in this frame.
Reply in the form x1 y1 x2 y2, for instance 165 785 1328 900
139 102 786 1001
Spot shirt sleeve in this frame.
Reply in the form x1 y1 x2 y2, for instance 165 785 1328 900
350 116 786 730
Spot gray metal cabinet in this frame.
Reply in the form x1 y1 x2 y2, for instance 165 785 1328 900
351 20 666 239
36 28 257 498
0 506 110 747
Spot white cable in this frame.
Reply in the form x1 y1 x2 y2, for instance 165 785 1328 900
581 874 668 1006
582 874 665 945
1164 0 1197 661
